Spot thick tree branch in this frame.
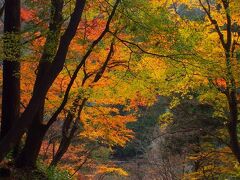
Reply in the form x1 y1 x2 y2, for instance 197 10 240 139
46 0 121 128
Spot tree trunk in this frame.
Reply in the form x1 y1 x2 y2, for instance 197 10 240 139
14 0 64 168
50 111 77 166
1 0 21 157
227 90 240 162
15 105 47 168
1 0 21 138
50 99 87 166
50 128 77 167
225 45 240 162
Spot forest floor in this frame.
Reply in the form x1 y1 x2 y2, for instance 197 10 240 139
0 159 169 179
0 161 48 180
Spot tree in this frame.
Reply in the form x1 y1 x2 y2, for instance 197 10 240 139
198 0 240 162
153 0 240 164
0 0 21 158
15 0 64 168
0 0 87 162
14 0 123 168
1 0 21 144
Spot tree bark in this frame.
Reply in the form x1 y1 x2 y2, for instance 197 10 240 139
223 0 240 162
227 90 240 162
50 125 77 167
14 0 64 168
14 107 47 168
1 0 21 157
50 99 87 166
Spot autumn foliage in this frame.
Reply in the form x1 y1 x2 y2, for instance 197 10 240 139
0 0 240 179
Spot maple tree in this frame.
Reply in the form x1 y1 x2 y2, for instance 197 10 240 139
0 0 87 164
169 0 240 163
144 0 240 178
1 0 145 169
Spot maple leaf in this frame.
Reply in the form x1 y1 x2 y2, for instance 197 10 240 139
21 8 36 22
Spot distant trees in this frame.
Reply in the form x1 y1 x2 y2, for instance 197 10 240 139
114 97 168 158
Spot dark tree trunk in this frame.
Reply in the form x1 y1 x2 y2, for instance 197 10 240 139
222 0 240 163
227 87 240 162
1 0 21 156
50 127 77 167
15 107 47 168
14 105 46 168
50 103 80 166
14 0 64 168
